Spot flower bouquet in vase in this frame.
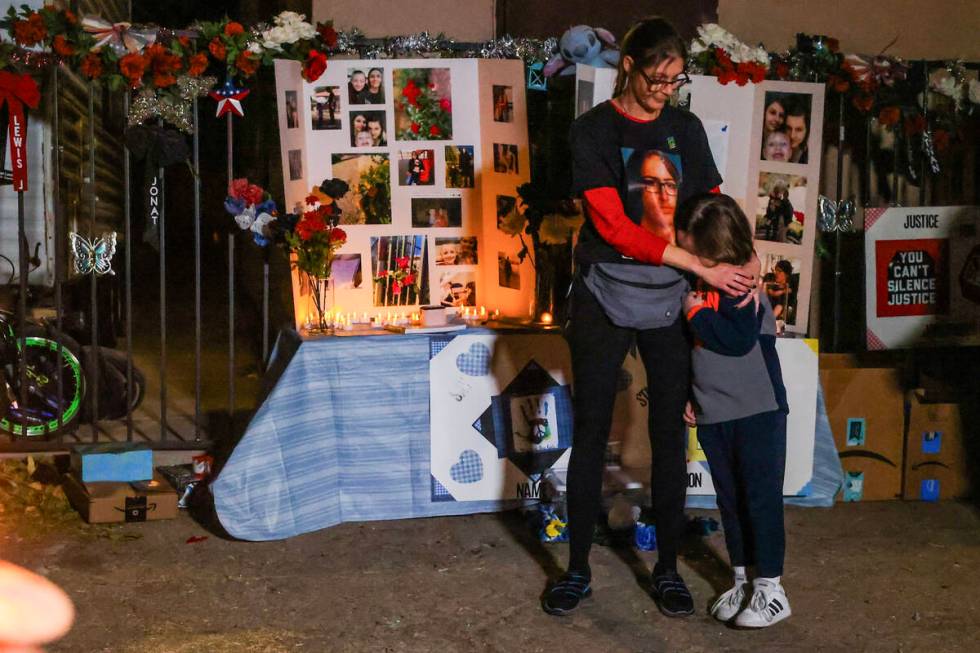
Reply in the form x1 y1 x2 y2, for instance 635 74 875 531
279 178 350 333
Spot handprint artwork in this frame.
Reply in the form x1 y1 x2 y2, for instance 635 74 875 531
511 393 559 453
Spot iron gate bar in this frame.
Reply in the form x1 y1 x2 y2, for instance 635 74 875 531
124 92 133 441
831 93 845 352
193 98 202 440
87 83 99 442
159 159 167 441
226 112 235 419
17 176 27 431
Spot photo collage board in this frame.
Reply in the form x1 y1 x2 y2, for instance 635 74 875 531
576 65 825 334
275 58 532 327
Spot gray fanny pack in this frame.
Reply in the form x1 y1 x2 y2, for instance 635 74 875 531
583 262 688 329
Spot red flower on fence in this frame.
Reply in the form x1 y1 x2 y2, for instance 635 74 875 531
12 13 46 46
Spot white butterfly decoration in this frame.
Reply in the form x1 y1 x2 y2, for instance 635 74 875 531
69 232 117 276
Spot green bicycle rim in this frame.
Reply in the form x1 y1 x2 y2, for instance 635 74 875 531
1 336 84 438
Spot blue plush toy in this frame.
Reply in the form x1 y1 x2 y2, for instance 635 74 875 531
543 25 620 77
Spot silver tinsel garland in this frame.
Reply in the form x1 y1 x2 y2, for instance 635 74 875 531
128 75 218 133
331 29 555 63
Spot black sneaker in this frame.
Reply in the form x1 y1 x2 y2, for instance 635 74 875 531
541 571 593 616
649 565 695 617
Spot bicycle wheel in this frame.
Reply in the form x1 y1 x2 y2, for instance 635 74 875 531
0 329 86 438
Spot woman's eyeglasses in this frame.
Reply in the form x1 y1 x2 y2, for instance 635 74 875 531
641 177 679 196
634 69 691 90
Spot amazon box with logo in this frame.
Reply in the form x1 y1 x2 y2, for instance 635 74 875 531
820 354 905 501
904 389 968 501
63 472 178 524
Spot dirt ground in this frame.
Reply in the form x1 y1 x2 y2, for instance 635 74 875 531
2 463 979 653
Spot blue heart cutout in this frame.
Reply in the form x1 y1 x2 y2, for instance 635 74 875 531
455 343 490 377
450 449 484 484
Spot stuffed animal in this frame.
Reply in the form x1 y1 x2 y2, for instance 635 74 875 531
543 25 620 77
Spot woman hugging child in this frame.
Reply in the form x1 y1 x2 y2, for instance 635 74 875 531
675 193 792 628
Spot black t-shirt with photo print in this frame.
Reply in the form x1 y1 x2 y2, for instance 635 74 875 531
570 101 722 264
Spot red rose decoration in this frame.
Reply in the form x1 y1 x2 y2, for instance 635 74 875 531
224 21 245 37
775 62 790 80
235 51 260 77
187 52 208 77
329 228 347 244
119 52 148 88
403 274 415 285
852 93 874 113
391 281 402 294
80 53 104 79
438 98 451 112
13 13 46 47
302 50 328 83
377 270 388 278
52 35 74 57
317 22 338 48
429 125 441 137
243 184 265 206
208 38 227 61
410 122 420 134
878 106 900 127
229 178 249 199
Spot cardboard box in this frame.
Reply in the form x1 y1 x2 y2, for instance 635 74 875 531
820 354 905 501
71 443 153 483
63 472 178 524
903 390 969 501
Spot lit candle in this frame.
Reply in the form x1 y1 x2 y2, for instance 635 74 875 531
479 306 486 317
493 309 500 319
539 311 554 325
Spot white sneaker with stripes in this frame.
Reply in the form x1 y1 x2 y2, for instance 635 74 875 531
734 578 792 628
710 583 747 622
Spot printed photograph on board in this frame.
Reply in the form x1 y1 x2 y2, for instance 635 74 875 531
397 149 435 186
287 149 303 181
498 251 521 290
371 235 428 306
310 86 341 130
411 197 462 228
492 85 513 122
332 253 363 289
493 143 519 174
445 145 475 188
435 237 478 266
347 66 385 105
763 253 802 328
393 68 453 140
761 92 813 164
350 110 387 147
576 80 593 118
437 270 476 307
284 90 299 129
496 195 521 233
331 154 391 224
755 172 807 244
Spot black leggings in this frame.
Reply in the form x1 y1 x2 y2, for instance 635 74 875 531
564 278 691 573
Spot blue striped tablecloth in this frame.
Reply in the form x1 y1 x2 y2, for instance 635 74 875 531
213 330 843 541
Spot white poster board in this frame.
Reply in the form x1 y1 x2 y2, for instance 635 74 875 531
429 334 573 502
864 206 980 349
577 67 825 334
614 338 818 496
275 59 533 327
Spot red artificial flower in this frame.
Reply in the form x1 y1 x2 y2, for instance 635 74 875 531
153 72 177 88
235 51 260 77
828 74 850 93
402 80 421 106
852 93 874 113
64 9 78 24
391 281 402 294
296 211 327 241
208 37 227 61
178 36 191 48
410 122 420 134
775 62 790 80
428 82 436 90
13 13 47 47
438 97 451 112
52 35 74 57
749 63 766 84
302 49 328 82
224 21 245 37
396 256 409 270
329 227 347 244
119 52 148 88
187 52 208 77
243 184 264 206
80 53 104 79
305 194 320 205
429 125 441 137
713 47 732 68
229 178 249 199
317 21 338 48
403 274 415 286
377 270 388 278
878 106 900 127
903 114 927 136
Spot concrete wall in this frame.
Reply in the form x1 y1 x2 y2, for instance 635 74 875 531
718 0 980 60
312 0 496 41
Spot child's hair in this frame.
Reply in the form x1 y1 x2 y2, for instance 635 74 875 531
674 193 755 266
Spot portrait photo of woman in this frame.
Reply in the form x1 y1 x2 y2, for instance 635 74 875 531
625 149 681 243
